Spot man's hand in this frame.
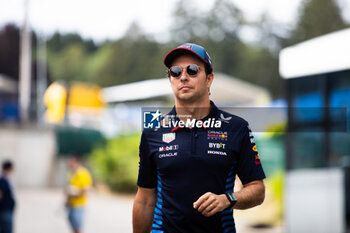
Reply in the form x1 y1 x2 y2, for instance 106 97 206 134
193 192 230 217
193 180 265 217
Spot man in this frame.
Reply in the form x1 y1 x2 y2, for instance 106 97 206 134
65 156 92 233
0 160 15 233
133 43 266 233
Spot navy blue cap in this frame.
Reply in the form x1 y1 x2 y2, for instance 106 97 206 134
164 43 213 72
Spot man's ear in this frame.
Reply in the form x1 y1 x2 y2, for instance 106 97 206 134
206 73 214 88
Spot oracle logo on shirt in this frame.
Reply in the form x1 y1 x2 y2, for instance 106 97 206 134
207 130 228 141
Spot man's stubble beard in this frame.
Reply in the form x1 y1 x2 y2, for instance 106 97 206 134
175 87 208 104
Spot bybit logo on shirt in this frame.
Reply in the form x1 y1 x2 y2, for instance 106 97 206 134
209 142 225 149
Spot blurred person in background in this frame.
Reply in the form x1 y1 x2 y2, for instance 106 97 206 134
133 43 266 233
0 160 15 233
65 156 92 233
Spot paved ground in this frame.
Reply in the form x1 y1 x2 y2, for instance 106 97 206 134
14 188 283 233
15 189 133 233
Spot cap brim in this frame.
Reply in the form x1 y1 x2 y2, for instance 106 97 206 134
163 47 208 68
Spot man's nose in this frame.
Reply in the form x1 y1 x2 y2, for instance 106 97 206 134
179 68 189 81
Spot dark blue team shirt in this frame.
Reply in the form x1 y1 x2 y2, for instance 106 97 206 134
137 101 266 233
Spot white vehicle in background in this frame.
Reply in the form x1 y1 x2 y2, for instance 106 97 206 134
279 28 350 233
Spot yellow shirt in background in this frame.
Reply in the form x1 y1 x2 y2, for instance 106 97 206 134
68 167 92 207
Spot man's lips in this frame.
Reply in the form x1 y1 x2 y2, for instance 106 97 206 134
179 86 193 90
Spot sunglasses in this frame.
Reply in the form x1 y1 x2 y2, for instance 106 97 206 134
169 64 201 78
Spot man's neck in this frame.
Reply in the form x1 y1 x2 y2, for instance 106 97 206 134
175 98 211 120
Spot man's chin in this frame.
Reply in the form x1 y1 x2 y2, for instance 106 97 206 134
176 93 196 102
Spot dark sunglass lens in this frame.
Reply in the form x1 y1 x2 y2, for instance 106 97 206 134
170 66 182 77
187 64 199 76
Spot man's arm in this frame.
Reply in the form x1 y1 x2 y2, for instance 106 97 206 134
193 179 265 217
133 187 156 233
232 179 265 209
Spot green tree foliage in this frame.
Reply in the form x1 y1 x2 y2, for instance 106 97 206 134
236 44 281 95
170 0 242 42
204 0 243 41
47 43 88 82
47 32 97 53
286 0 348 46
88 134 140 193
47 23 167 86
170 0 202 42
169 0 282 96
47 32 98 83
43 0 349 98
86 37 165 86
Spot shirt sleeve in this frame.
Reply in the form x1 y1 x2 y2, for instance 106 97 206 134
236 124 266 185
137 130 157 188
